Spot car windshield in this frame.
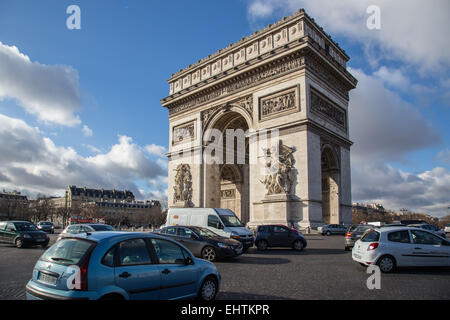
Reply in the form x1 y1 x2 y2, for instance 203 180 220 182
192 227 220 238
15 222 38 231
215 209 244 227
90 224 114 231
41 239 94 265
40 222 52 225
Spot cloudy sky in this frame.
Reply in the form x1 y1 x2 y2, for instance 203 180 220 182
0 0 449 216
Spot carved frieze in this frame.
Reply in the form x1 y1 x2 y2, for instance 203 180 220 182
201 95 253 128
172 122 195 145
259 87 298 120
168 53 305 116
310 89 346 129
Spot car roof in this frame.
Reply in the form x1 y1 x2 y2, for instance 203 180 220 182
65 231 172 243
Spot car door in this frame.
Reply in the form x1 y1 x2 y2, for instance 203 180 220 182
150 238 199 300
177 227 202 257
114 238 161 300
207 215 227 237
385 230 415 267
410 230 450 266
268 226 290 247
0 222 6 242
5 223 17 244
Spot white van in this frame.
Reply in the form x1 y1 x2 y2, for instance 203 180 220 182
166 208 254 251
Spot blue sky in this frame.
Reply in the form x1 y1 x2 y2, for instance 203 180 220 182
0 0 449 216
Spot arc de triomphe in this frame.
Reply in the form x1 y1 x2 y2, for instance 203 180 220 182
161 9 357 228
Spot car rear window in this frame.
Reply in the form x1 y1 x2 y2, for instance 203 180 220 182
360 230 380 242
40 239 95 265
355 225 372 233
90 225 114 231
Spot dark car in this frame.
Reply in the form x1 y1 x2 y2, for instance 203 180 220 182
255 225 307 251
37 221 55 234
0 221 49 248
344 224 374 250
155 226 243 262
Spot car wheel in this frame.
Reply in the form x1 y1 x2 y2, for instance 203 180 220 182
15 238 24 248
201 246 217 262
198 276 218 301
326 231 331 236
293 239 304 251
377 255 396 273
256 240 268 251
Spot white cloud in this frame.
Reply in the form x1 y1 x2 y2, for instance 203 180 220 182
145 144 167 157
82 125 93 137
349 68 440 162
373 66 410 91
0 42 81 126
247 0 450 72
82 144 102 154
352 162 450 216
346 68 449 216
0 113 167 200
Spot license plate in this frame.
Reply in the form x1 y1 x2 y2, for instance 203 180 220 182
36 239 45 242
39 272 57 285
354 254 361 259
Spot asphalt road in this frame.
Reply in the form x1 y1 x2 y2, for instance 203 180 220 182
0 232 449 300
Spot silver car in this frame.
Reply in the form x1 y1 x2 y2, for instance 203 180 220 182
318 224 348 236
56 223 115 242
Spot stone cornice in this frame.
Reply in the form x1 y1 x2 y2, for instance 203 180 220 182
163 9 353 99
162 46 356 117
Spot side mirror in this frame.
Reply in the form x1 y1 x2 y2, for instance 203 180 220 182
184 256 194 265
190 233 198 239
443 240 450 246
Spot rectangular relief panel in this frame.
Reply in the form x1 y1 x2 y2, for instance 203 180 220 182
309 88 347 130
259 86 300 121
172 121 196 145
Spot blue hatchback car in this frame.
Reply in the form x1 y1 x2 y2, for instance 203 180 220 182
26 232 221 300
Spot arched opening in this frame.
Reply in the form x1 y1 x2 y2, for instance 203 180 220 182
321 146 340 224
203 109 250 223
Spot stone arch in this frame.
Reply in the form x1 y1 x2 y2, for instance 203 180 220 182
321 145 340 224
202 108 251 223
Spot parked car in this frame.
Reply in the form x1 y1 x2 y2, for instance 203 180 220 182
345 224 374 251
56 223 115 242
26 231 221 300
155 225 243 261
352 226 450 273
445 224 450 235
318 224 347 236
37 221 55 234
255 225 307 251
408 224 446 238
0 221 49 248
165 208 254 252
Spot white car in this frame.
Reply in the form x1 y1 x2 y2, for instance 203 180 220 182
445 224 450 235
352 227 450 273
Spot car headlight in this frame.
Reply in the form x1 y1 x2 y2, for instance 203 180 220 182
217 242 230 249
23 234 32 239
